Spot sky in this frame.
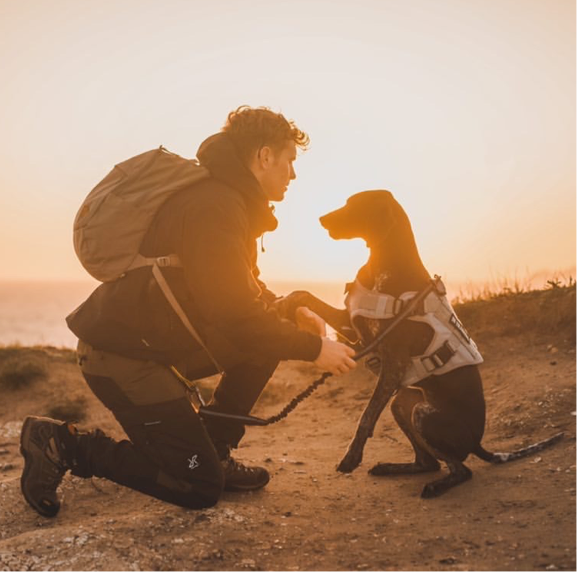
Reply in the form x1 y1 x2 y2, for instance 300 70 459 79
0 0 574 291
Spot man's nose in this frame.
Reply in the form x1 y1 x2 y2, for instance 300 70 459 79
290 165 296 180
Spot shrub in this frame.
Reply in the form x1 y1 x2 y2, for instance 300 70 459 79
46 398 88 422
0 357 47 390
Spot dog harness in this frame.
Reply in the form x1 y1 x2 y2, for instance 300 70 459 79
344 278 483 387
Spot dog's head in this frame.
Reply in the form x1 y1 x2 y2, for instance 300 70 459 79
320 190 409 247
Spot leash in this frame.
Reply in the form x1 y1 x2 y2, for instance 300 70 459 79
178 276 445 427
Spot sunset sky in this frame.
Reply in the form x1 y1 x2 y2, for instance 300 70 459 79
0 0 574 291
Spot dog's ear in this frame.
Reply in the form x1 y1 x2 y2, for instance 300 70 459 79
356 189 399 226
375 190 396 215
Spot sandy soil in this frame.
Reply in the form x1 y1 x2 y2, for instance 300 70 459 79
0 328 575 571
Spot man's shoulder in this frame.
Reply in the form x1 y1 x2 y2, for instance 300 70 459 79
170 177 246 212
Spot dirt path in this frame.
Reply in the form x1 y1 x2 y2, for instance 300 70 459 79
0 330 575 571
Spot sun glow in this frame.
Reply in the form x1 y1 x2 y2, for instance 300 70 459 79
0 0 574 289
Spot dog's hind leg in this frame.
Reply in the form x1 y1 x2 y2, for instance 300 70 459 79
411 402 476 498
420 460 472 499
369 387 440 476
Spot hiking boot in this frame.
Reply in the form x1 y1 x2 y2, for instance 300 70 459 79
20 416 74 517
221 456 270 492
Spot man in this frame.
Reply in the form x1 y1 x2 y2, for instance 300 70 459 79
20 106 356 517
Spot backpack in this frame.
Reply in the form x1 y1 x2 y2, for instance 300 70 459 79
73 146 209 282
72 146 225 373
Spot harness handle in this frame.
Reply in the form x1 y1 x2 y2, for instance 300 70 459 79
352 276 443 360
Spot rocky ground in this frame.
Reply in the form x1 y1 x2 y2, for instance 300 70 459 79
0 298 575 571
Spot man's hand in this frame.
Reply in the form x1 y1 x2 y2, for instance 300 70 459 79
314 337 357 375
295 306 326 337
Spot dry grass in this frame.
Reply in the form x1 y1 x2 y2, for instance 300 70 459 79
454 279 576 342
452 272 575 304
46 397 88 422
0 355 47 390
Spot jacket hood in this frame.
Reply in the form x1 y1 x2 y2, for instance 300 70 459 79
196 132 278 236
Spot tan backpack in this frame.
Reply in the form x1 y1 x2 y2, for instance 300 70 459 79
73 146 225 373
73 146 209 282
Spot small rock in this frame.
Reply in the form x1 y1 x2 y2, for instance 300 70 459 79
550 361 557 366
113 536 134 549
532 457 542 463
241 558 256 569
439 557 457 565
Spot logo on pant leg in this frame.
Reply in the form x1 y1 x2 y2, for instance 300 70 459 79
188 455 200 470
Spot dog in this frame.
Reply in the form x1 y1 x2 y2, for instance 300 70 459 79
283 190 563 498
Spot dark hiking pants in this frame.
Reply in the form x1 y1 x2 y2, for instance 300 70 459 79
72 340 277 509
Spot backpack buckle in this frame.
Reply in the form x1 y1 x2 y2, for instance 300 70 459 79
155 254 182 268
156 256 172 267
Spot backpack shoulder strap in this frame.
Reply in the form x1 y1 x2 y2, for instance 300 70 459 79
151 262 225 374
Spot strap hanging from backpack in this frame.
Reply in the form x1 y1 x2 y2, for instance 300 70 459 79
152 262 225 375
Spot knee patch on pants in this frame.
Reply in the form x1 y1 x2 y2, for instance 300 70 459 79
121 397 225 504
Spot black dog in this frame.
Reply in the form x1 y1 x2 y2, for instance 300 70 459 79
284 190 563 498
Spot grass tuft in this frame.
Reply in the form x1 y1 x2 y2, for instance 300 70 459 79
46 397 88 422
0 357 47 390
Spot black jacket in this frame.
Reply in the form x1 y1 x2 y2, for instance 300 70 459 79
67 133 322 369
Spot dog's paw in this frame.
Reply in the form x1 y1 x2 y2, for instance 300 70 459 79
421 467 472 498
370 461 441 476
420 482 443 499
337 454 361 473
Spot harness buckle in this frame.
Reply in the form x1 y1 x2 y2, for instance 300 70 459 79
393 298 404 316
422 340 458 372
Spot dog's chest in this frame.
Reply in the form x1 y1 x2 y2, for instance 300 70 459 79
366 318 383 339
346 271 484 386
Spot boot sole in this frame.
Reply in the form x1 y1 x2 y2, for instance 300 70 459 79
19 416 59 517
223 477 270 492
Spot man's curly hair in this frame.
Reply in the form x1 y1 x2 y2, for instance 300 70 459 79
223 105 310 165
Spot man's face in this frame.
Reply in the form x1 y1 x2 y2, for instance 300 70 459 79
254 140 297 202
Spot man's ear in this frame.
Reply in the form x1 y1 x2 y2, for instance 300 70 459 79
257 145 274 169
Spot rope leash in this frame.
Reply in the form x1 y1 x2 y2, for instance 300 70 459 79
179 276 444 427
197 371 333 427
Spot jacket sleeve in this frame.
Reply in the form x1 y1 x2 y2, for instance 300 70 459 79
179 196 322 362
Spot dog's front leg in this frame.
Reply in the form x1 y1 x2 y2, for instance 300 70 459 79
337 367 396 473
277 290 354 337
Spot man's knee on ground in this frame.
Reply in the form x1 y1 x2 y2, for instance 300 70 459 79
178 477 224 509
157 460 225 510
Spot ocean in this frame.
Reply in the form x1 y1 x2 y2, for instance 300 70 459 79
2 271 570 348
0 281 98 348
0 279 347 349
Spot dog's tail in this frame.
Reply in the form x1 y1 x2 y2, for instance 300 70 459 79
473 432 564 464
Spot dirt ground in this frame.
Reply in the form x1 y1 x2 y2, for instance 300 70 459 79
0 327 575 571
